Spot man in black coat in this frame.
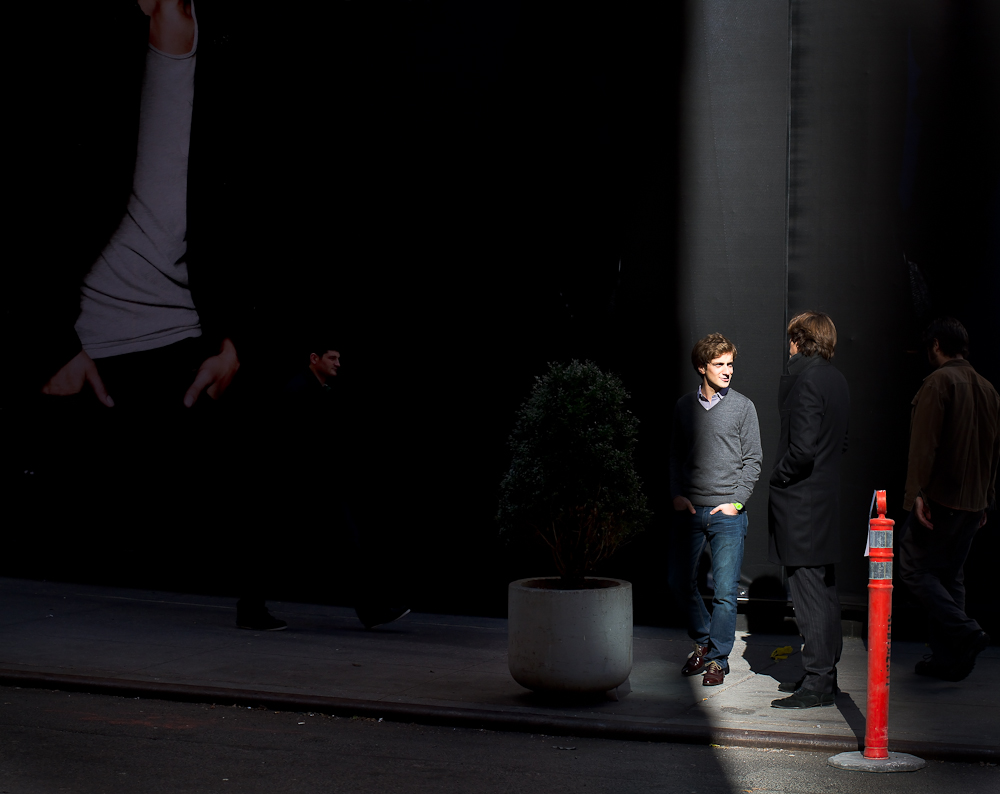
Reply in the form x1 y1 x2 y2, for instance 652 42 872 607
240 341 410 631
767 311 850 709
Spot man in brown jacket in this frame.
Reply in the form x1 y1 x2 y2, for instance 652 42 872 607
899 317 999 681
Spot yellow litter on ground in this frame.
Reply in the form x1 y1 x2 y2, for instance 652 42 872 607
770 645 794 661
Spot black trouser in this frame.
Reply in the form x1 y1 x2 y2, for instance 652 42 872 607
786 563 842 694
898 501 983 662
235 422 391 618
234 498 384 618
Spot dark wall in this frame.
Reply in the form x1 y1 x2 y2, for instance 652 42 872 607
671 0 790 589
784 0 912 600
6 1 997 634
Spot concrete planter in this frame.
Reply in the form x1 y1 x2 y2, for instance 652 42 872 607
507 577 633 693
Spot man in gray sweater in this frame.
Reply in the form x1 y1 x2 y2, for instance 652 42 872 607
669 333 762 685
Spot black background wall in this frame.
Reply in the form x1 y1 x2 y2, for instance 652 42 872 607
7 1 998 638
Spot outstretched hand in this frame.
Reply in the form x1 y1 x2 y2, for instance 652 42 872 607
183 338 240 407
41 350 114 407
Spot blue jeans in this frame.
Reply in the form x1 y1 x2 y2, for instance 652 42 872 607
672 506 747 668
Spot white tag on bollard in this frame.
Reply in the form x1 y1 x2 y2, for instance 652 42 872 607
863 489 876 557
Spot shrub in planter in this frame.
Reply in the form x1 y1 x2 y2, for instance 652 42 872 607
498 360 651 586
499 360 652 693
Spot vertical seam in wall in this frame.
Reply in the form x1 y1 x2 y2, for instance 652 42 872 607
779 0 795 594
782 0 794 347
703 5 732 335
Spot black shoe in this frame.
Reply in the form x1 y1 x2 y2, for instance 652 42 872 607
770 688 835 709
916 632 990 682
959 630 991 674
914 657 962 680
357 607 410 630
237 611 287 631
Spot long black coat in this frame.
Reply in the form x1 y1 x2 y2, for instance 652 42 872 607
767 355 850 566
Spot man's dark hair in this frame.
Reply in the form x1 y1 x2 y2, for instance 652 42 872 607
922 317 969 358
308 341 341 362
787 311 837 360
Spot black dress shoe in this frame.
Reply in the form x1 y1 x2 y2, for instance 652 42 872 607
960 630 991 672
770 689 834 709
916 632 990 682
356 607 410 630
914 657 962 680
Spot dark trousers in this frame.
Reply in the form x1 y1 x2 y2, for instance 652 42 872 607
786 564 842 694
898 502 983 661
234 498 385 618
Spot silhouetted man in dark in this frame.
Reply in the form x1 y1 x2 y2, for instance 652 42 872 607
237 343 410 631
899 317 998 681
768 311 850 710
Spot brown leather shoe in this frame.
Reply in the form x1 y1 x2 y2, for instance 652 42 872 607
702 660 726 686
681 643 710 676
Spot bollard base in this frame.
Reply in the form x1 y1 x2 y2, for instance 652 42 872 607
827 751 925 773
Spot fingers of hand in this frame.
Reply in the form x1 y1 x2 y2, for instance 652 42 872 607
42 363 83 396
184 367 214 408
85 365 114 407
206 372 234 401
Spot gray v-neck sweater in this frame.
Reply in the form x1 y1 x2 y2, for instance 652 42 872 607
669 389 762 507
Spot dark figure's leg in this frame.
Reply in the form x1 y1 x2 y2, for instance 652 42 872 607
347 504 409 630
232 379 286 632
786 564 841 695
898 504 984 674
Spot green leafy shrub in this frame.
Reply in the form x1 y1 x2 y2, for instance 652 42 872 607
498 360 651 586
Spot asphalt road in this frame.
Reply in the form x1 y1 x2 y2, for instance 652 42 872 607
0 686 995 794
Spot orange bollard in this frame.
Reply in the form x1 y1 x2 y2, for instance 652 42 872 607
828 491 923 772
864 490 894 760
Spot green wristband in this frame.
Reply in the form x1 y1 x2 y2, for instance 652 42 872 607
733 502 743 511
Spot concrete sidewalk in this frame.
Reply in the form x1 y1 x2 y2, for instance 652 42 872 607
0 577 996 763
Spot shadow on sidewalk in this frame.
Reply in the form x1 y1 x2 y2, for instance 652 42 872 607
741 632 805 689
742 631 866 746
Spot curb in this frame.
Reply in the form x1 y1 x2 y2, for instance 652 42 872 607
1 669 995 765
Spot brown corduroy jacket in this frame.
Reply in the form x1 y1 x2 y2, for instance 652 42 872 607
903 359 1000 512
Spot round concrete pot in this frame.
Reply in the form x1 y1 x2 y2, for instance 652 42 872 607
507 576 632 693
